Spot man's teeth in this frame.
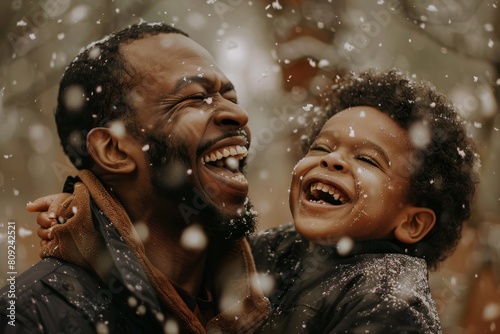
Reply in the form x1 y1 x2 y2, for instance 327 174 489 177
203 145 248 164
309 182 347 205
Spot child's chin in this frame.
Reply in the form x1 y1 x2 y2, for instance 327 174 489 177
294 219 339 245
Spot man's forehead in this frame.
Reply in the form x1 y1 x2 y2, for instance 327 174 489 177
120 33 230 91
121 33 215 64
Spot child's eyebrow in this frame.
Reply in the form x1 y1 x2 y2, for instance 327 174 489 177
362 141 391 166
316 132 392 166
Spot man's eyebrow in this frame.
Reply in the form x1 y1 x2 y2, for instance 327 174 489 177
220 80 236 94
171 75 235 95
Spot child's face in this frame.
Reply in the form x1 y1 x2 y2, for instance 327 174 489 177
290 106 415 245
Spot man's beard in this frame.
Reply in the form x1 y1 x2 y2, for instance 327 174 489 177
143 133 257 244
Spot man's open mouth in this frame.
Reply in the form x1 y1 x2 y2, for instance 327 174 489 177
306 181 349 205
201 145 248 182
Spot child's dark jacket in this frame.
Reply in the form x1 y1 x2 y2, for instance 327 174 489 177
250 223 442 334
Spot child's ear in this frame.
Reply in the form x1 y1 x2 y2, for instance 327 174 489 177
394 207 436 244
87 127 137 174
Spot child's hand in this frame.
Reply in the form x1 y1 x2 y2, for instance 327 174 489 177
26 193 72 244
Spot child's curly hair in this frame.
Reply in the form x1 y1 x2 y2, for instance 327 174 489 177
302 69 480 269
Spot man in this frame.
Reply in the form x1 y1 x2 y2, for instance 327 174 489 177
0 23 269 333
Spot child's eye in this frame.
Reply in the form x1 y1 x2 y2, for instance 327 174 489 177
310 145 330 153
357 155 380 168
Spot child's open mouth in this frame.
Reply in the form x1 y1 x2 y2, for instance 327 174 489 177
306 181 349 206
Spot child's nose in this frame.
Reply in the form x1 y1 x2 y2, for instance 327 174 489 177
320 152 349 173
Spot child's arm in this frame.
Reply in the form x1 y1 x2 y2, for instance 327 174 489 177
27 193 72 242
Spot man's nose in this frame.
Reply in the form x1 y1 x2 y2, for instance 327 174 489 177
320 151 350 173
213 103 249 128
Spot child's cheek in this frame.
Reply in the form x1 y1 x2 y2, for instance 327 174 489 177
291 157 308 174
358 173 384 196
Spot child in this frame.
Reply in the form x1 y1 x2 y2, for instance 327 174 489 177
31 70 479 333
250 69 479 333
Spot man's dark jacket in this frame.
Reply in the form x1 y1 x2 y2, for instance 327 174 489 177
0 256 163 333
0 171 269 333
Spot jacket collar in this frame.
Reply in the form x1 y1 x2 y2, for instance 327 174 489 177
311 238 433 262
40 170 270 333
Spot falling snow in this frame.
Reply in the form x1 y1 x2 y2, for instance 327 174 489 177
0 2 498 333
336 236 353 256
409 121 431 149
302 104 313 111
109 120 126 138
426 5 438 12
180 224 208 251
457 147 466 158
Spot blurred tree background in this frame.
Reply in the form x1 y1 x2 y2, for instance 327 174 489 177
0 1 499 332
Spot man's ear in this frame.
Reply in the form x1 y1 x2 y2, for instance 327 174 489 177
394 207 436 244
86 127 136 174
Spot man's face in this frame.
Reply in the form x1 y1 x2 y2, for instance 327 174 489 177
121 33 255 239
289 106 414 245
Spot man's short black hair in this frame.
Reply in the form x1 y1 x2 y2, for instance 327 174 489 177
55 22 188 169
302 69 480 269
